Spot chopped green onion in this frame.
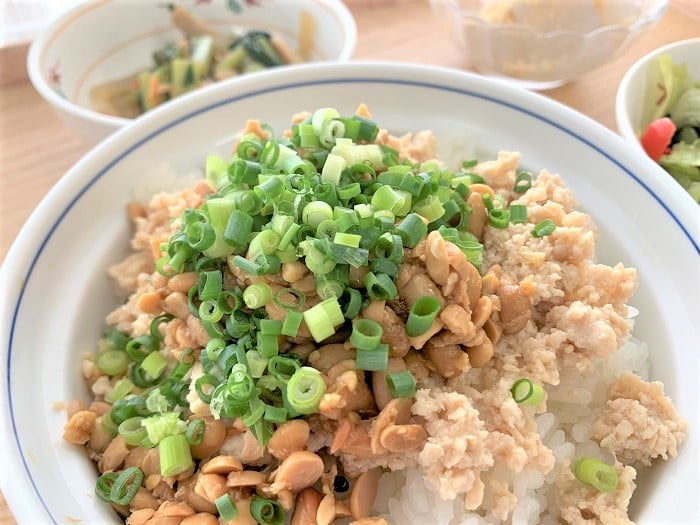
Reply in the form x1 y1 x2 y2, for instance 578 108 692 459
263 404 288 423
248 229 281 259
285 366 326 415
350 319 383 350
140 351 167 380
302 201 334 229
118 417 148 446
396 213 428 247
149 314 174 341
199 299 224 323
514 171 532 193
334 232 362 248
142 411 187 444
320 296 345 326
302 297 344 342
257 333 279 359
158 433 194 477
281 310 304 337
316 278 345 300
260 319 282 336
387 370 417 398
341 288 363 319
406 296 442 337
462 159 478 169
109 467 144 505
105 378 134 403
186 419 205 445
364 272 398 301
102 329 130 351
195 373 219 404
356 343 389 371
95 472 118 502
197 270 223 301
95 350 130 376
250 495 285 525
267 356 301 384
246 350 269 378
372 185 410 215
532 219 556 237
125 335 158 362
321 152 347 184
482 193 494 212
572 458 619 493
243 283 273 309
274 288 306 310
488 208 510 229
509 204 527 224
510 378 544 405
216 494 239 521
412 195 445 223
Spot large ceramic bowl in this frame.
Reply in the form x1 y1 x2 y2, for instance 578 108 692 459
26 0 356 144
1 62 698 523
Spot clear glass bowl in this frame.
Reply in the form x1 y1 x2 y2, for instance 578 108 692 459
430 0 669 90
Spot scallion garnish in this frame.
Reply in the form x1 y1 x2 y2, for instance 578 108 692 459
488 208 511 229
280 310 303 337
572 457 619 493
356 343 389 371
118 417 148 446
406 296 442 337
105 378 134 403
186 419 205 445
387 370 417 398
509 204 527 224
532 219 556 237
514 171 532 193
95 350 130 376
510 378 544 405
140 351 167 380
158 433 194 477
215 494 239 521
243 283 272 309
109 467 144 505
285 367 326 414
350 318 383 350
250 495 285 525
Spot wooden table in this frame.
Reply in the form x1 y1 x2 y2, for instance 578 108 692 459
0 0 698 522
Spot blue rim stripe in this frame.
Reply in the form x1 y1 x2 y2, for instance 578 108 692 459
6 76 698 522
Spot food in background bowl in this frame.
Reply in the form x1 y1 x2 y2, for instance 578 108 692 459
429 0 668 90
636 55 700 202
61 105 687 524
91 4 312 118
26 0 356 143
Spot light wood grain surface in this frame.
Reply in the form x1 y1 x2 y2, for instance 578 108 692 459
0 1 698 523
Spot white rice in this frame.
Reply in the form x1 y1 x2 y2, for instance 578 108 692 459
370 337 649 525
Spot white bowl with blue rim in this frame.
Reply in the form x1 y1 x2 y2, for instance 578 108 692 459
1 62 698 523
26 0 356 144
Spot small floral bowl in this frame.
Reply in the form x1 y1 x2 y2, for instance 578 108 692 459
27 0 356 144
430 0 669 90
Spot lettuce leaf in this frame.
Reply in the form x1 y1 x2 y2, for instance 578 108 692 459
659 140 700 202
645 55 690 124
670 87 700 128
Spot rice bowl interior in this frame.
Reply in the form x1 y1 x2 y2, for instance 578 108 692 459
0 63 697 525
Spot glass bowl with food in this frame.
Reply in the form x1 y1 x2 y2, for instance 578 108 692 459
430 0 669 90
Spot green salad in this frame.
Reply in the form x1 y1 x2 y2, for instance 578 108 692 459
639 55 700 202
